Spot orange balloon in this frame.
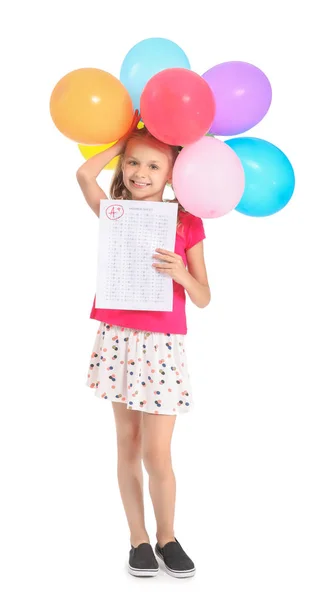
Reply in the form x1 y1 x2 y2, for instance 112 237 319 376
50 68 133 144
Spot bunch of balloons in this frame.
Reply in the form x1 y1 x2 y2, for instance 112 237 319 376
50 37 295 218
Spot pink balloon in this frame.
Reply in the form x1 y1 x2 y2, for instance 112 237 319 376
172 136 245 218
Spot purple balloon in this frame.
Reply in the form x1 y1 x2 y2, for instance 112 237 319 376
202 61 272 136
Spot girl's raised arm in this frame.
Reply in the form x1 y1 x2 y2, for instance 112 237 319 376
76 141 124 217
76 110 139 217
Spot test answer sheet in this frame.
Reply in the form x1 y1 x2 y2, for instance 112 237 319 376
95 199 178 311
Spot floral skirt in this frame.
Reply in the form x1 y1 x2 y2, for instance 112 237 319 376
85 323 193 415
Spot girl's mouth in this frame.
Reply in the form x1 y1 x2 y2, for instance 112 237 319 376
130 180 151 189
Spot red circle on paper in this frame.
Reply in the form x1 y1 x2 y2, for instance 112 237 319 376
106 205 124 220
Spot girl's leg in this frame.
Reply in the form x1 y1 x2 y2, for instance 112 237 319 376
142 413 177 547
112 402 149 547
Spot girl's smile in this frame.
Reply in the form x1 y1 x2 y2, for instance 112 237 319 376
130 180 151 189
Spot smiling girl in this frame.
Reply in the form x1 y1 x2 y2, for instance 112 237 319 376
76 111 210 578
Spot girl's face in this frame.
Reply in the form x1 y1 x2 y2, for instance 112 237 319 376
122 140 172 201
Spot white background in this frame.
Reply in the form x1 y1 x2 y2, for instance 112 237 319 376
1 0 318 598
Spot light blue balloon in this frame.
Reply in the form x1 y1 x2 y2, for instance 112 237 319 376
120 37 191 110
225 137 295 217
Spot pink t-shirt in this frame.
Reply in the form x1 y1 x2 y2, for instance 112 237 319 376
90 209 206 334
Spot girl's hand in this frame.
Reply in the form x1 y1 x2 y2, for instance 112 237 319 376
152 248 189 286
117 109 140 152
126 108 140 136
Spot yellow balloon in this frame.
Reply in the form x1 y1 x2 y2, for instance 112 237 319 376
78 142 119 170
78 121 144 169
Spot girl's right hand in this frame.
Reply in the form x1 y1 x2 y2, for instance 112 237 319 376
127 109 141 136
76 110 140 185
117 109 140 152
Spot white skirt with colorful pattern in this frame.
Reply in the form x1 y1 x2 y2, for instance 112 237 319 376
86 322 193 415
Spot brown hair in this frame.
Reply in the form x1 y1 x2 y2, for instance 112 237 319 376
109 127 188 228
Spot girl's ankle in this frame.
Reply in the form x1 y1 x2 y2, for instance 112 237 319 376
130 535 150 547
156 534 176 548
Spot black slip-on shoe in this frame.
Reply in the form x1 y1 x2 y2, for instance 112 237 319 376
128 542 159 577
155 537 196 578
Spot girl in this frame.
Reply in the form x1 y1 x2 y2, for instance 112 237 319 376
76 111 211 578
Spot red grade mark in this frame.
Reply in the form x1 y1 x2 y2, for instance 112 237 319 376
106 205 125 220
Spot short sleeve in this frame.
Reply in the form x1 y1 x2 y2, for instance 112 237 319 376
185 214 206 250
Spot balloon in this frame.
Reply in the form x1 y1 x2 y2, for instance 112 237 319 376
140 68 215 146
202 61 272 136
172 136 245 218
78 142 119 170
225 137 295 217
77 121 145 170
50 68 133 144
120 37 191 110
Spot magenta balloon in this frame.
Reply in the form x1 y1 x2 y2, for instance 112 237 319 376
202 61 272 136
172 136 245 218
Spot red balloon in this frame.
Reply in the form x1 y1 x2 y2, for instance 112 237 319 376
140 68 216 145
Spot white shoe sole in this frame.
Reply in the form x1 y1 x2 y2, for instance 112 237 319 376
128 564 159 577
155 548 196 578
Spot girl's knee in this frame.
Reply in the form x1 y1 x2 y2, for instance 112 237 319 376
142 446 172 477
117 424 142 453
112 403 143 453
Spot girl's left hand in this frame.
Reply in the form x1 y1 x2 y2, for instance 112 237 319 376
152 248 189 286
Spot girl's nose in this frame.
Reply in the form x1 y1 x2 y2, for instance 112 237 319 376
135 165 147 177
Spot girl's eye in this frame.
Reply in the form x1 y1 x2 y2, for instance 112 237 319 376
129 160 137 165
150 164 158 170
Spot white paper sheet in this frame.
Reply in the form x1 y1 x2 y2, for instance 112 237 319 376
95 199 178 311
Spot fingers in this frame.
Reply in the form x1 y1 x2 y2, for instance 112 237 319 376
152 254 172 262
134 109 140 125
128 110 140 132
